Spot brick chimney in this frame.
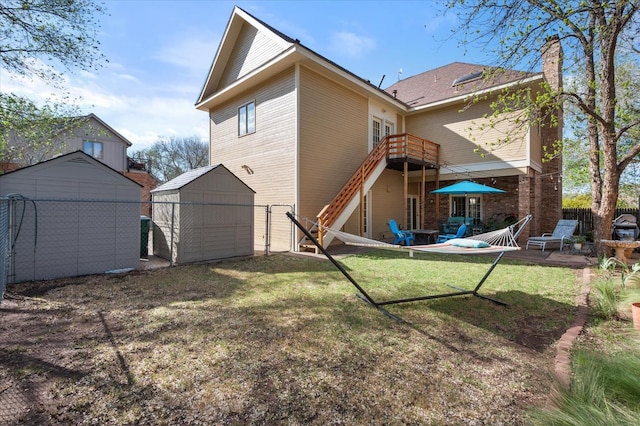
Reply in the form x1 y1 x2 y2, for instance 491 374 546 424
542 35 563 91
539 35 563 234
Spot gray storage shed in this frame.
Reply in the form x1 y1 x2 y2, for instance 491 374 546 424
0 151 142 283
151 164 255 264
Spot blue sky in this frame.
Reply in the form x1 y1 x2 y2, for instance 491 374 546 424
7 0 499 151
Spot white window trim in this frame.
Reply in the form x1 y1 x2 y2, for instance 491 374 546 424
449 194 483 221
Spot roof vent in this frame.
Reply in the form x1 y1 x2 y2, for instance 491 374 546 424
452 70 484 87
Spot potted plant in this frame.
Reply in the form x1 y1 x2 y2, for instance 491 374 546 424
571 235 587 251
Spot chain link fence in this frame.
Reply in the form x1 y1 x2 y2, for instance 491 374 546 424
0 197 295 300
0 198 9 301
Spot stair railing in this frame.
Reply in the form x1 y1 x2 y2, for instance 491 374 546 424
315 134 439 246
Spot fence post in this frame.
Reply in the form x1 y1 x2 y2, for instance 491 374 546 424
265 205 270 256
169 202 175 267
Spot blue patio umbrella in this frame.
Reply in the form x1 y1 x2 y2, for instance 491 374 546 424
431 180 505 194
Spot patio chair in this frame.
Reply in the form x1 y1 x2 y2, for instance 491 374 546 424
388 219 415 246
436 223 467 243
526 219 578 252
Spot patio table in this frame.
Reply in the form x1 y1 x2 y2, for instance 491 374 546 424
410 229 439 245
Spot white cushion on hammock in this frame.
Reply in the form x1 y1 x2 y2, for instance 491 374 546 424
447 238 490 248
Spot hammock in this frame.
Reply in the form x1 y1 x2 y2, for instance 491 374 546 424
287 212 532 320
323 215 530 255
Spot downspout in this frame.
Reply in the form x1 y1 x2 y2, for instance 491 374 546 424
421 165 426 228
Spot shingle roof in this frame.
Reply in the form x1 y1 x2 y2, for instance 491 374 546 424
151 164 221 192
384 62 539 108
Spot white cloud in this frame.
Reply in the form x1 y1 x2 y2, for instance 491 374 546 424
423 10 458 33
118 73 139 82
4 66 208 152
328 31 376 58
152 32 219 75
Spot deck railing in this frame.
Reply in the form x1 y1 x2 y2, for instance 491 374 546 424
387 133 439 165
315 134 439 245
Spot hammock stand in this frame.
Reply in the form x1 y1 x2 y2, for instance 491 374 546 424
287 212 532 320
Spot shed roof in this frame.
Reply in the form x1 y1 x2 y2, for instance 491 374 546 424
0 150 142 187
151 164 255 193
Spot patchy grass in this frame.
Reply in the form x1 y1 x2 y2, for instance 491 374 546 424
528 263 640 425
0 250 580 425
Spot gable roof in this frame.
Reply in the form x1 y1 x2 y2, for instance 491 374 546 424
384 62 539 108
196 7 543 113
47 113 132 147
195 6 407 111
0 150 142 187
196 6 292 105
151 164 255 193
82 113 133 147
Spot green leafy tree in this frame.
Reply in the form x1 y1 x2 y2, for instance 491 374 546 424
130 136 210 183
563 194 592 209
446 0 640 253
563 58 640 198
0 94 89 170
0 0 106 165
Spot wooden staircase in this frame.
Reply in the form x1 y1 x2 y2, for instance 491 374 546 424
299 133 439 251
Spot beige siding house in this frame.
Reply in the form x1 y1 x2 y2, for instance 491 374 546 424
49 113 132 172
196 7 563 251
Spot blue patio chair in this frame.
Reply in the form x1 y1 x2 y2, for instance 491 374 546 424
436 223 467 243
388 219 415 246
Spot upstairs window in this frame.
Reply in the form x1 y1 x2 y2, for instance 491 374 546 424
83 141 103 159
385 122 393 137
238 101 256 136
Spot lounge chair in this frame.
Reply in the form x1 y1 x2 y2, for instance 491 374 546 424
436 223 467 243
526 219 578 252
388 219 414 246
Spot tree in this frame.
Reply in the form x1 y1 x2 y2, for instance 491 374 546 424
0 0 105 86
0 94 88 171
445 0 640 253
130 136 210 182
563 58 640 199
0 0 106 164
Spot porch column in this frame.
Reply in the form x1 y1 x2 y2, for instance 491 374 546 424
403 162 408 228
434 168 440 223
518 168 540 241
421 165 426 228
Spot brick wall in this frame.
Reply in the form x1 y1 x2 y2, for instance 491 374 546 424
423 176 520 225
124 171 159 217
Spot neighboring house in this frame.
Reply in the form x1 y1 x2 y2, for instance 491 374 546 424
1 113 158 216
195 6 563 252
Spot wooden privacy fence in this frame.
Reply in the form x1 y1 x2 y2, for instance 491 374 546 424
562 208 639 235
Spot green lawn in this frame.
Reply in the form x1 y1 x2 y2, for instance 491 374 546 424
1 250 581 424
